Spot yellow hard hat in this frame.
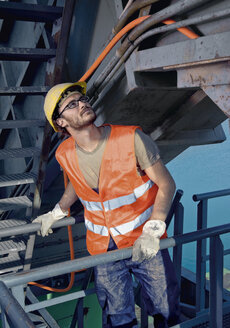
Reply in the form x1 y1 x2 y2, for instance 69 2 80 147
44 81 87 131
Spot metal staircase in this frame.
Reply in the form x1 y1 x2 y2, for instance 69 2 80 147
0 0 75 277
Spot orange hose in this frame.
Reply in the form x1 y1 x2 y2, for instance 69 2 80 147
79 15 150 82
79 17 198 82
162 19 199 39
29 16 199 293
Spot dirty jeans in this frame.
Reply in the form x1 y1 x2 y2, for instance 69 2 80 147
94 238 180 328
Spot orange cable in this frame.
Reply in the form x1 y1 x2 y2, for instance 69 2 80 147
79 15 150 82
162 19 199 39
29 16 199 293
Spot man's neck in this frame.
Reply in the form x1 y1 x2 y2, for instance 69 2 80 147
70 124 103 152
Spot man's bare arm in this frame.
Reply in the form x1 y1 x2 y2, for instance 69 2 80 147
59 181 79 212
144 159 176 222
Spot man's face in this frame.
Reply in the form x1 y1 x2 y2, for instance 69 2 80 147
56 92 96 130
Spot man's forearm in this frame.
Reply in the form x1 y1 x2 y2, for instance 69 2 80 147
150 182 176 222
59 181 78 212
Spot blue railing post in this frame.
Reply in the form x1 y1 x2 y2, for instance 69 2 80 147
196 199 208 314
209 235 223 328
173 201 184 288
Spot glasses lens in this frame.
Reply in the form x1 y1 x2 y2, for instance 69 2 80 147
68 100 78 109
80 96 89 102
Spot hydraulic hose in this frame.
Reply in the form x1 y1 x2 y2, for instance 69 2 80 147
113 0 160 35
79 15 149 82
90 18 200 105
163 19 198 39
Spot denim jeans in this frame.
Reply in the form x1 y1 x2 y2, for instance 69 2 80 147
94 238 180 328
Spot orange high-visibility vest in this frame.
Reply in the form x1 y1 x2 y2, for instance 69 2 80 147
56 125 166 255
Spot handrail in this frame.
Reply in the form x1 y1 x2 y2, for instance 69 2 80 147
0 281 35 328
0 216 80 239
1 223 229 288
193 188 230 201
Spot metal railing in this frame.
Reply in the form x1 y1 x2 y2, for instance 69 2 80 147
193 188 230 315
0 281 35 328
0 222 230 327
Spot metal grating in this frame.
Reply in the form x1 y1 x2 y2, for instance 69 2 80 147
0 86 49 95
0 195 32 213
0 219 27 229
0 254 23 274
0 239 26 255
0 147 40 159
0 119 45 128
0 172 37 187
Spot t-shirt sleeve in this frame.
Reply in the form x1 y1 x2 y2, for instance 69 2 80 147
134 129 160 171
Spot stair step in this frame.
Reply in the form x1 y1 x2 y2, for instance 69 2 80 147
0 219 27 229
0 147 40 159
0 253 23 274
0 239 26 256
0 86 49 95
0 172 37 187
0 47 56 61
0 120 45 129
0 196 32 214
0 2 63 23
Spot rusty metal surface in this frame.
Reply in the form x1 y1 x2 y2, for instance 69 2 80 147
177 62 230 88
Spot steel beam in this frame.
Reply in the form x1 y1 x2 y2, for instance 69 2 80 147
177 62 230 88
26 287 60 328
0 86 49 95
0 48 56 61
131 31 230 72
0 281 35 328
202 84 230 118
0 2 63 23
25 288 95 312
156 126 226 146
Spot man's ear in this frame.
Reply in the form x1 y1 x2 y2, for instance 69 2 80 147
56 117 68 128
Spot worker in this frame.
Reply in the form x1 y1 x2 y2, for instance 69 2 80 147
33 81 180 328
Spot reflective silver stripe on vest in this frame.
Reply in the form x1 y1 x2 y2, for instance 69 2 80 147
103 180 154 212
85 217 109 236
79 198 103 211
110 205 153 237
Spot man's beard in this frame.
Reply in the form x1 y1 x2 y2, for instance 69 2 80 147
68 109 97 129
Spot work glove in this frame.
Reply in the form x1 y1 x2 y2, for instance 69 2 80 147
132 220 166 262
32 203 68 237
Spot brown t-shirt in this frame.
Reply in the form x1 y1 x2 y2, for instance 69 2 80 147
76 126 160 189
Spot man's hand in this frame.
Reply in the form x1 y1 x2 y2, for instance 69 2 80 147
33 203 68 237
132 220 166 262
